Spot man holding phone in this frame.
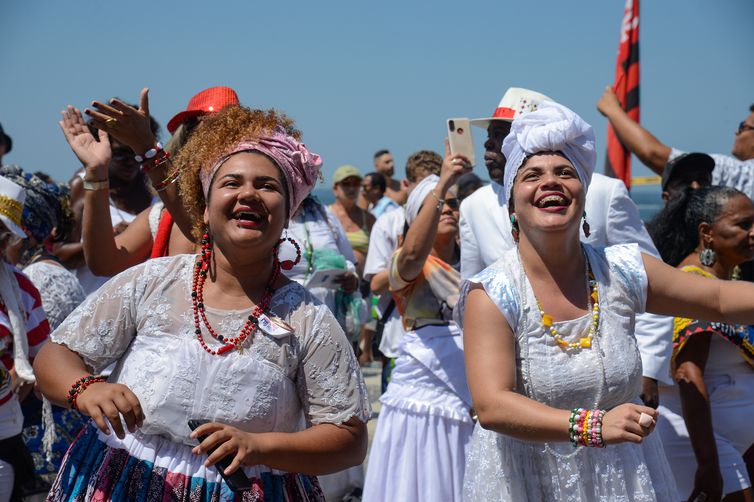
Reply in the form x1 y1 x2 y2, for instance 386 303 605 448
458 87 673 409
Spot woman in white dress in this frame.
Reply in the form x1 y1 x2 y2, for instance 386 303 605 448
364 143 473 502
33 104 370 501
459 101 754 501
649 186 754 501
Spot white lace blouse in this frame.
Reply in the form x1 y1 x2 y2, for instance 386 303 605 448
50 254 371 446
23 261 86 330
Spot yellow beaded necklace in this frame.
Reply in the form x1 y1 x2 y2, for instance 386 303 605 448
536 264 599 350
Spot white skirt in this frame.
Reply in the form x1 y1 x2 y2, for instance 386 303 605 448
363 324 474 502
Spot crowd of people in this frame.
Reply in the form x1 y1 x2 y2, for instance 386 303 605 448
0 83 752 502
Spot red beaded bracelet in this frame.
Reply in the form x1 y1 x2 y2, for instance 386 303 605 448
67 374 107 410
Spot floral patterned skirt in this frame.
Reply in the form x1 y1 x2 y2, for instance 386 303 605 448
47 425 325 502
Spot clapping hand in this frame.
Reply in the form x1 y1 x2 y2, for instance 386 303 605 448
59 106 111 175
85 87 157 155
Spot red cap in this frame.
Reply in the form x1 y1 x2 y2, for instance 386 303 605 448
167 86 240 133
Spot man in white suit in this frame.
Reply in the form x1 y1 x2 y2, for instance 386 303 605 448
459 88 672 407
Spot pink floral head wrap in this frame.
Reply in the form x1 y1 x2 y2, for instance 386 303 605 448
200 126 323 218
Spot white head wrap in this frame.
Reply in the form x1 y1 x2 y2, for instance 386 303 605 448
405 174 440 225
501 101 595 205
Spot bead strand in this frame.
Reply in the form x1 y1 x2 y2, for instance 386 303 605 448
67 375 107 410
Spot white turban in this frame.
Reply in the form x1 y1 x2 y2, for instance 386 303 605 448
501 101 595 205
405 174 440 225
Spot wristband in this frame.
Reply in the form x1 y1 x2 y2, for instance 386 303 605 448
83 179 109 191
67 374 107 410
134 142 163 163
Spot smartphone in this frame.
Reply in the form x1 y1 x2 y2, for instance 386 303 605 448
447 118 475 166
188 419 252 492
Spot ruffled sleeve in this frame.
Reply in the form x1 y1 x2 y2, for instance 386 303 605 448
49 260 155 373
295 302 371 426
604 243 648 315
455 260 520 333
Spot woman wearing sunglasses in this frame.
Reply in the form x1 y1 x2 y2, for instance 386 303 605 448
363 142 471 502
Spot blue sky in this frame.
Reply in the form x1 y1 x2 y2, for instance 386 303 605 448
1 0 752 189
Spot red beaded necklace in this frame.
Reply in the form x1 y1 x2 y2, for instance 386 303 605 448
191 234 281 356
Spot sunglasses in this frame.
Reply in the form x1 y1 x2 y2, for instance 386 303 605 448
738 122 754 134
445 198 459 210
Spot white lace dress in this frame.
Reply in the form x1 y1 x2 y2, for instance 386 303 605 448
23 261 86 330
457 244 679 501
47 254 371 502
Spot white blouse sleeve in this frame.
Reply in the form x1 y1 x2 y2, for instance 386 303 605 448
605 243 648 314
455 264 520 333
49 261 151 373
295 304 371 426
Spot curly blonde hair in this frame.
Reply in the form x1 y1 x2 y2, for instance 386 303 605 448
175 105 300 241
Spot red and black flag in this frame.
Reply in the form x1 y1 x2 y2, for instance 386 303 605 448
605 0 640 189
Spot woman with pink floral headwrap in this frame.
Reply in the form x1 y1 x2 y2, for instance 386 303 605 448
34 105 370 501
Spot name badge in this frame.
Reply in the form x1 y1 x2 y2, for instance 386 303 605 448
258 313 294 337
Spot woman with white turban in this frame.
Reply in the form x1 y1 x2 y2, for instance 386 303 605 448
458 101 754 501
363 144 473 502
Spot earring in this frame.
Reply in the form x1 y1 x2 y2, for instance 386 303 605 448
699 245 717 267
200 231 212 263
510 214 519 243
582 211 591 238
276 233 302 271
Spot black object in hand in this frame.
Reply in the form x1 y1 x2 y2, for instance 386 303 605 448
188 419 252 492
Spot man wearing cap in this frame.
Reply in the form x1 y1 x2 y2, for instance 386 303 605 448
660 152 714 203
598 88 754 200
0 124 12 166
460 88 673 408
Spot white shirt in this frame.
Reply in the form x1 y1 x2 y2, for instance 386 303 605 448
459 174 674 384
363 208 406 358
670 147 754 200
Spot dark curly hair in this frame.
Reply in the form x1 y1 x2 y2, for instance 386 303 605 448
647 186 746 266
174 105 300 241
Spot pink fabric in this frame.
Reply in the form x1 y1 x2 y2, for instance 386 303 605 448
200 126 322 218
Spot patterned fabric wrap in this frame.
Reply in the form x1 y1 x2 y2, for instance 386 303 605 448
0 165 69 243
200 127 323 218
22 399 86 479
672 266 754 368
48 425 326 502
501 100 596 205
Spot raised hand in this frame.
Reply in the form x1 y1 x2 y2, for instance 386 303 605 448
597 86 622 117
191 422 261 475
74 381 145 439
59 105 111 174
440 138 473 189
85 87 157 155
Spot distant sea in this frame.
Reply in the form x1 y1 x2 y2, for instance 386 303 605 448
313 183 663 223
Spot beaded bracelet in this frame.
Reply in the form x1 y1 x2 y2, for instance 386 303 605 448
67 374 107 410
153 169 181 192
134 142 163 163
568 407 605 448
140 149 170 173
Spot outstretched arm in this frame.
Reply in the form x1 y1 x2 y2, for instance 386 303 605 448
597 86 671 175
84 205 154 276
463 286 657 444
644 253 754 323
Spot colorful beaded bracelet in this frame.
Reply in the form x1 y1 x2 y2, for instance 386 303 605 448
568 407 605 448
67 374 107 410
